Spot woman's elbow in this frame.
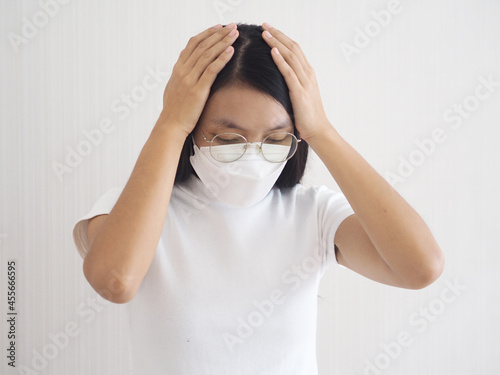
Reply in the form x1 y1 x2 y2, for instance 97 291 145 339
82 256 137 304
410 247 446 289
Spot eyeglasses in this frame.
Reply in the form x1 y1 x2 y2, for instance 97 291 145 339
201 131 302 163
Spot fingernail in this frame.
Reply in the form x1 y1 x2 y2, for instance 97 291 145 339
263 22 272 29
212 24 222 29
264 30 272 38
226 22 236 29
229 28 237 36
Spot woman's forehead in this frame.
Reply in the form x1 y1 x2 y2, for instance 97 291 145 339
202 86 293 132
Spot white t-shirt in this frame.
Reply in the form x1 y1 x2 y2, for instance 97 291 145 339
72 174 355 374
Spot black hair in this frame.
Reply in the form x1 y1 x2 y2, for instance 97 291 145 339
174 22 309 188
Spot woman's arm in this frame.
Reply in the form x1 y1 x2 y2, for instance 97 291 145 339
84 121 186 303
83 23 239 303
307 127 445 289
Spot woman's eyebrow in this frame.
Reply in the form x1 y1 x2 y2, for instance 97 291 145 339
209 118 292 131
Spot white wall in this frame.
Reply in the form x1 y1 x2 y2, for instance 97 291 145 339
1 0 499 374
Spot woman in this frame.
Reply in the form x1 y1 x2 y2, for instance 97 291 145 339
73 22 444 374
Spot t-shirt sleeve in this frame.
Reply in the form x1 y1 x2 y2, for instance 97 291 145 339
315 185 355 269
72 187 123 260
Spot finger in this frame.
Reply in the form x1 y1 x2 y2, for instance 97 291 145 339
189 26 239 81
268 46 301 93
177 24 223 66
262 28 308 86
184 23 238 72
262 23 307 60
262 23 311 70
197 45 235 89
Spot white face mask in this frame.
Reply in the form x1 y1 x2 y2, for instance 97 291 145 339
189 138 287 207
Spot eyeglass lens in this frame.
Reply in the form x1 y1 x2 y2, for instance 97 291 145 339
209 132 298 162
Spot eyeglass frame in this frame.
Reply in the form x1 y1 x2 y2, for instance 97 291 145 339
200 130 302 163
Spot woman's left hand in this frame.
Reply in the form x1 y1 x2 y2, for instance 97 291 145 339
261 22 333 143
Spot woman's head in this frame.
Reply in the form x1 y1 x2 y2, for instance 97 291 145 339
175 23 309 188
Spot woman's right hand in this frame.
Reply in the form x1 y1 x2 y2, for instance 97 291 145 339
159 23 239 137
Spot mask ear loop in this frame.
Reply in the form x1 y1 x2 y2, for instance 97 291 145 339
191 134 199 151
